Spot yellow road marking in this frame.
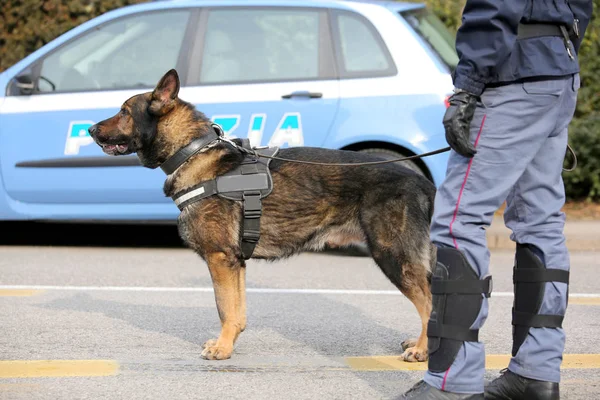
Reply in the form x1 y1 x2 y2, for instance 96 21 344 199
0 360 119 378
346 354 600 371
0 290 43 297
569 297 600 305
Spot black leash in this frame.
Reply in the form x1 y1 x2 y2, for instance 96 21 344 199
208 122 452 167
162 124 577 172
243 146 452 166
248 144 577 171
563 144 577 172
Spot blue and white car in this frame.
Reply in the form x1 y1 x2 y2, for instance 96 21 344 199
0 0 457 222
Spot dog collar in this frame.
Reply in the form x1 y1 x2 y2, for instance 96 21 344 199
160 124 224 175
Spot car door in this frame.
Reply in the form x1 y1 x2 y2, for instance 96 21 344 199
325 6 452 171
181 6 340 148
0 8 197 206
324 8 406 150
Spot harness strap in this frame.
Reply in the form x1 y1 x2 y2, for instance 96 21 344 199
241 191 262 260
171 182 264 260
427 321 480 342
427 275 491 344
170 140 277 260
512 309 564 328
513 268 569 284
511 266 568 329
431 276 492 298
160 127 220 175
173 180 217 210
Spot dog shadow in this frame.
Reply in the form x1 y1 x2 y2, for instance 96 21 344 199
35 291 416 353
36 290 421 397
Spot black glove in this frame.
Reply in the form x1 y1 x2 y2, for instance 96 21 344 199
443 90 478 158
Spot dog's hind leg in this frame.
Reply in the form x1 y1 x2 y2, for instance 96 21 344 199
396 241 436 362
396 263 432 363
361 193 434 363
369 245 432 363
400 242 436 353
201 252 246 360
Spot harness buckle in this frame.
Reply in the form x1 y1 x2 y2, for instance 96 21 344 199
212 123 225 137
243 192 262 218
242 230 261 243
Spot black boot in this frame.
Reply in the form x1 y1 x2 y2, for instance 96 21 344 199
397 380 484 399
484 369 559 400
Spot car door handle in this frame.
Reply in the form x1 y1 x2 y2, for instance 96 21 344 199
281 91 323 99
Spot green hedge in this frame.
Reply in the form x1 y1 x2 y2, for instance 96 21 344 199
0 0 598 200
0 0 146 72
564 115 600 201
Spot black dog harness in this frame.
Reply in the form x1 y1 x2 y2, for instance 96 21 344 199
162 124 279 259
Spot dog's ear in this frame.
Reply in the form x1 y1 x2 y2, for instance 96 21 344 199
149 69 180 116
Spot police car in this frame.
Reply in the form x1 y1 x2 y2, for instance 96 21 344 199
0 0 457 222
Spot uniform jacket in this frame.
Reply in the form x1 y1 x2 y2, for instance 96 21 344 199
453 0 594 95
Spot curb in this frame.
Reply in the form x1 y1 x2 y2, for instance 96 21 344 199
486 218 600 251
486 232 600 251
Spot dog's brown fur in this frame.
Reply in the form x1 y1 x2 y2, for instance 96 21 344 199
89 69 435 362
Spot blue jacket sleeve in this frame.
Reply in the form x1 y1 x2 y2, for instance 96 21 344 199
453 0 527 96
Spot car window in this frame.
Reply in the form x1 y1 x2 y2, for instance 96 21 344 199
335 12 395 77
37 10 190 93
200 8 320 84
401 8 459 71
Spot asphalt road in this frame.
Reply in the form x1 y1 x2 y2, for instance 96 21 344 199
0 222 599 400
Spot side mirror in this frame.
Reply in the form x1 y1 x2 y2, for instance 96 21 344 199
13 74 36 95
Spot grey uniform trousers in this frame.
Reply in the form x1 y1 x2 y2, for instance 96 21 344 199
424 74 580 394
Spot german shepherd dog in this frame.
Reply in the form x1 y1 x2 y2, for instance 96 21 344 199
89 69 436 362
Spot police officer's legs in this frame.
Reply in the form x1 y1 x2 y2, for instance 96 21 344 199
485 74 579 400
399 75 576 399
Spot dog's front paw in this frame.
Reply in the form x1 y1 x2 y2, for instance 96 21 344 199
400 338 417 352
201 339 233 360
400 346 428 363
202 339 218 349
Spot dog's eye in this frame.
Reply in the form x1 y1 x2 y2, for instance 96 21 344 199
120 109 128 116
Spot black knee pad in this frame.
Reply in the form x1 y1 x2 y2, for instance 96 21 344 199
512 243 569 356
428 247 492 372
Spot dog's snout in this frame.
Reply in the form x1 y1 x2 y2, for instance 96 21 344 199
88 124 98 136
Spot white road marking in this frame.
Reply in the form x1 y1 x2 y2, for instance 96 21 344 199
0 285 598 298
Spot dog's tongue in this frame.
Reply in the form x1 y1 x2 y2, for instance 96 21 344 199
117 144 128 153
